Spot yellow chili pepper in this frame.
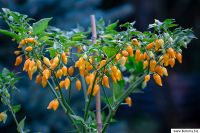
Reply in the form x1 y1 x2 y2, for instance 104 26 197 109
43 69 51 80
135 49 141 61
143 61 149 69
43 57 51 66
99 60 107 68
153 74 162 86
125 97 132 107
122 50 129 57
42 77 47 88
102 75 110 88
167 48 175 58
15 56 23 66
132 38 140 46
36 60 42 70
0 112 7 122
56 69 63 79
119 56 127 66
14 50 21 55
68 66 74 76
92 84 100 96
150 60 156 72
25 46 33 52
176 52 182 64
35 74 42 84
62 53 68 64
62 66 68 76
116 53 121 61
162 67 168 76
169 58 175 68
23 59 30 71
47 99 59 111
146 42 154 50
144 75 150 83
126 45 133 57
76 79 82 91
59 80 65 88
64 78 70 90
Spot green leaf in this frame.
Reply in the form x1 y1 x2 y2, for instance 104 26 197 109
126 57 143 74
0 29 20 41
32 18 52 35
113 80 125 99
71 35 86 41
47 47 57 58
12 105 21 113
120 21 136 29
2 8 28 23
17 117 26 133
2 68 10 77
97 18 105 31
105 20 118 31
70 115 86 126
101 34 114 39
103 46 117 58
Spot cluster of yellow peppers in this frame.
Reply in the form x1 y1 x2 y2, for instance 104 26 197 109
14 34 183 110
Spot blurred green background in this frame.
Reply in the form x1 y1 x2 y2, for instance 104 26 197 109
0 0 199 133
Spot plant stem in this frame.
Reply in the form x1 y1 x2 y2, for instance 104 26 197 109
81 76 88 102
102 74 145 132
84 72 98 120
114 74 145 109
51 72 78 119
47 81 81 133
0 29 20 41
68 78 72 103
101 109 115 133
8 105 22 133
33 48 81 132
101 85 112 110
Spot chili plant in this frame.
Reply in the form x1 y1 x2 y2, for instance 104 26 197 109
0 68 28 133
0 8 196 133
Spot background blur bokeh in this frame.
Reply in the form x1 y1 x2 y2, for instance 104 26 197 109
0 0 200 133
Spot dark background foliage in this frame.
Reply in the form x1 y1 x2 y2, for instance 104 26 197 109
0 0 199 133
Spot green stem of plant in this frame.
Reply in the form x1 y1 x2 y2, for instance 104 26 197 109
8 105 22 133
0 29 20 41
101 85 112 110
32 49 81 132
101 109 116 133
81 76 88 102
114 74 145 109
51 72 75 115
102 74 145 133
84 72 99 121
47 81 81 133
68 78 72 103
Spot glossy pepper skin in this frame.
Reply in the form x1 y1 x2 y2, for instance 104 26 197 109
43 57 51 66
15 56 22 66
25 46 33 52
62 53 68 64
126 45 133 57
47 99 59 111
92 84 100 96
144 75 150 83
102 75 110 88
153 74 162 86
68 66 74 76
76 79 82 91
125 97 132 107
65 78 70 90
